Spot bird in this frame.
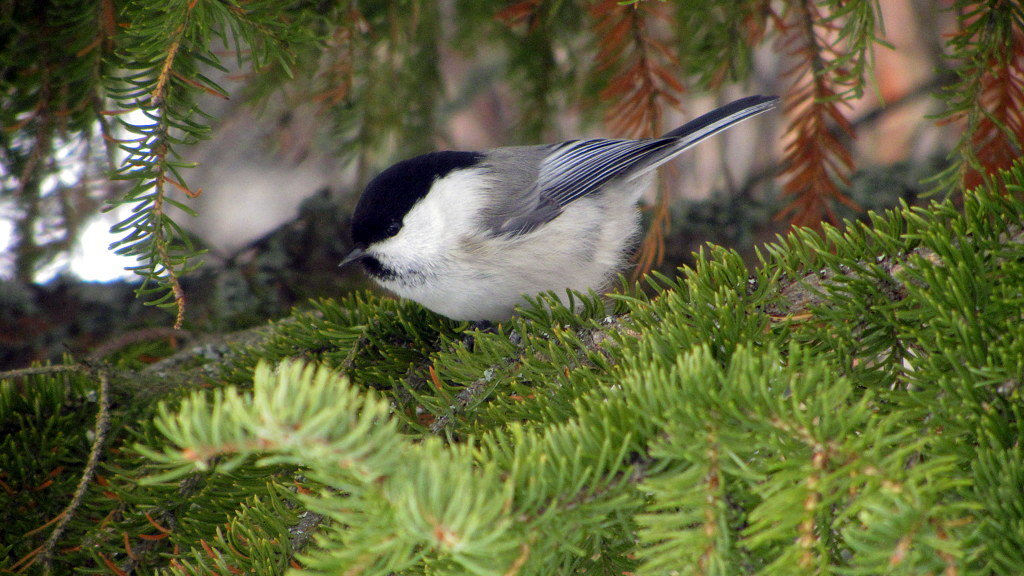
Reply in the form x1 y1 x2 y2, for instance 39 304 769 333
341 95 779 321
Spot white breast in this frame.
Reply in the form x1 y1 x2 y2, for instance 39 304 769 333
368 170 646 321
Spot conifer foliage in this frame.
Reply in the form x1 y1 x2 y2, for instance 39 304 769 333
4 162 1024 574
772 0 872 227
937 1 1024 191
3 2 1024 574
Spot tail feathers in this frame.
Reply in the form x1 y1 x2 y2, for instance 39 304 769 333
661 95 779 140
630 95 779 179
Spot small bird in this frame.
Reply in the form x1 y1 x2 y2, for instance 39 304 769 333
341 95 779 321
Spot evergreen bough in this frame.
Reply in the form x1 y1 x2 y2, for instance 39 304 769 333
3 162 1024 574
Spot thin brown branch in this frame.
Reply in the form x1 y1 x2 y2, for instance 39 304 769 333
39 369 112 574
798 448 826 569
133 0 203 328
312 8 365 110
429 359 515 435
496 0 543 28
735 74 955 199
151 0 199 106
100 0 117 51
0 364 80 381
698 427 721 575
12 107 50 201
86 327 191 361
592 1 679 139
151 35 183 107
149 138 189 330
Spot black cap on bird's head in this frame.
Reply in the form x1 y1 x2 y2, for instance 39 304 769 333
341 151 485 269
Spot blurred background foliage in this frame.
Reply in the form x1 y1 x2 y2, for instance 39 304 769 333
0 0 1022 366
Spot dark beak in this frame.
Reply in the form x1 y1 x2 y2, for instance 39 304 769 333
339 247 366 268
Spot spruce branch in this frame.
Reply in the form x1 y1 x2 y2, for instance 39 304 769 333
9 5 1024 573
636 424 731 576
428 359 517 436
935 0 1024 192
5 362 118 573
766 220 1024 320
773 0 874 228
310 2 365 113
143 359 405 482
587 0 685 278
590 0 682 139
675 2 771 90
103 472 217 575
103 0 314 328
104 0 212 329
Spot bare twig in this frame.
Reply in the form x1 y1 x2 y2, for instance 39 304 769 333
151 22 186 106
0 364 80 381
39 369 112 574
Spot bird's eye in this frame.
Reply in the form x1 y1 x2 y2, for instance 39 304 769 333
384 220 402 237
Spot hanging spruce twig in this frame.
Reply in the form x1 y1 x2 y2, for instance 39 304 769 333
772 0 873 228
936 1 1024 192
588 0 684 278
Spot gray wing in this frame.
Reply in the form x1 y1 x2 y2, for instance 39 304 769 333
487 138 678 236
537 138 681 207
487 95 779 236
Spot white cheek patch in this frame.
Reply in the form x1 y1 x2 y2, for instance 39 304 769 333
369 168 489 271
